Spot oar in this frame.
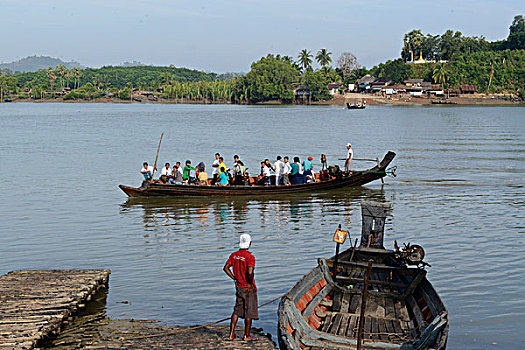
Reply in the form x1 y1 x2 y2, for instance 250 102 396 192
150 132 164 182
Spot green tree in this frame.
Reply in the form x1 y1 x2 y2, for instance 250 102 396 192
371 59 412 83
315 49 332 67
297 49 313 71
506 15 525 50
302 70 331 101
237 54 300 103
432 63 448 89
403 30 424 61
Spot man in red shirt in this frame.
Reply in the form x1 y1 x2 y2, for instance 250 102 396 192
223 234 258 341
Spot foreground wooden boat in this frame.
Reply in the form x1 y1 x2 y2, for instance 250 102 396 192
278 201 448 349
119 151 395 197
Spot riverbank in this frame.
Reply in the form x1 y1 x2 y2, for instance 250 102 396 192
341 92 522 106
44 317 277 349
3 93 522 106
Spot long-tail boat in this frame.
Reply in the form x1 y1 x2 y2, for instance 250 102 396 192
119 151 395 197
278 201 448 350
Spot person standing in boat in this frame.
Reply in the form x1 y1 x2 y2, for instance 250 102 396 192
223 234 258 341
274 156 284 185
345 143 353 172
264 159 275 185
290 157 303 184
140 162 154 180
160 162 172 183
282 156 292 185
211 153 221 185
234 160 246 185
232 155 240 172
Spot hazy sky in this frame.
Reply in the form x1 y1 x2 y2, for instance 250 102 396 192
0 0 522 72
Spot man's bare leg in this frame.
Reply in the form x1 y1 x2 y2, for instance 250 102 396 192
243 318 252 340
229 314 238 339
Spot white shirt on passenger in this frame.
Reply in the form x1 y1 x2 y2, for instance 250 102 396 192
141 165 154 174
283 162 292 175
262 165 271 177
347 148 353 159
212 159 220 175
161 167 172 176
274 160 284 176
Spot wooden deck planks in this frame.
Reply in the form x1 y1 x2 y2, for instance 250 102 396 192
0 269 110 350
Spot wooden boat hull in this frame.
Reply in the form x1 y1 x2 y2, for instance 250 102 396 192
277 248 448 350
119 151 395 197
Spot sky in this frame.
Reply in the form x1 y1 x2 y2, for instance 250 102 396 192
0 0 522 73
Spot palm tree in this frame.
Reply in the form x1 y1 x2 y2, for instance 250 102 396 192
47 68 56 90
432 64 447 87
315 49 332 67
297 49 313 71
433 64 449 97
72 67 82 89
403 30 423 62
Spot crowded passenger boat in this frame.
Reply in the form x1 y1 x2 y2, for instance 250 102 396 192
119 146 396 197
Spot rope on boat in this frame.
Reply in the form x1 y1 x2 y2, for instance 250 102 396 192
117 294 286 341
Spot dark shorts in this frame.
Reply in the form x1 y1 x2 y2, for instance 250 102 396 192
233 286 258 320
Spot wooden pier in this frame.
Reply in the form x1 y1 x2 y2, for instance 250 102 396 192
0 269 110 349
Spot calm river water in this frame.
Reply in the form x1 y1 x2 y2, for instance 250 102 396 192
0 103 523 349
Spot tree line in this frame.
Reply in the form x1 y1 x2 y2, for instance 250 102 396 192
1 15 523 103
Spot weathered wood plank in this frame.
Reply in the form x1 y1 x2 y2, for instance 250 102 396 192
337 314 350 336
340 293 351 313
0 269 110 349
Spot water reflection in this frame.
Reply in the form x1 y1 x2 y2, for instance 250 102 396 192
120 187 387 242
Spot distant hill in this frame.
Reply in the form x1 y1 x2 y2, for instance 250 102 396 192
0 55 83 73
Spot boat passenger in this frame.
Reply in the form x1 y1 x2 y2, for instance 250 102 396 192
160 162 172 183
232 155 240 172
274 156 285 186
211 153 221 185
345 143 353 172
303 156 314 182
217 168 229 186
218 157 228 174
183 160 197 184
223 234 258 341
264 159 275 185
234 160 246 185
282 157 291 186
140 162 154 180
257 161 271 186
172 163 183 184
197 166 209 186
290 157 304 185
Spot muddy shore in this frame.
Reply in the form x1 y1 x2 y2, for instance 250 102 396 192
43 313 277 350
4 93 522 106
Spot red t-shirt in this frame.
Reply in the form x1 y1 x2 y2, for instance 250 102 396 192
227 249 256 290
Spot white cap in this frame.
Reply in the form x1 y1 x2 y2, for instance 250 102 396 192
239 234 251 249
346 143 352 147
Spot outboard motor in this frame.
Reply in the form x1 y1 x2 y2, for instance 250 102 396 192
328 165 341 178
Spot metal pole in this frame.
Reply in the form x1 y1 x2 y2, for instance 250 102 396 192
356 261 373 350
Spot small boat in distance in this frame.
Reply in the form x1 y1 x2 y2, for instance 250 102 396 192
347 100 367 109
278 201 448 349
430 99 457 105
119 151 396 197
